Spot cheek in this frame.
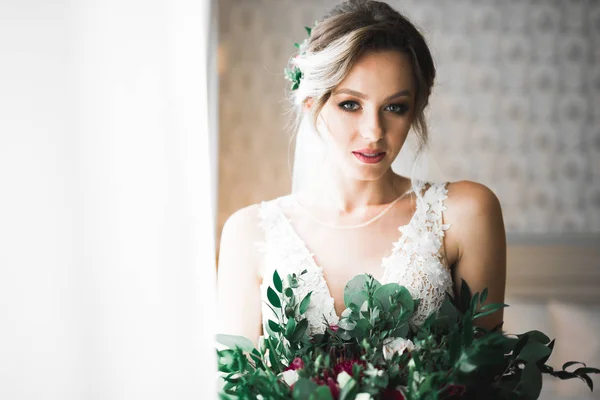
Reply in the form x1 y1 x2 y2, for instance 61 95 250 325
388 117 412 136
320 108 354 143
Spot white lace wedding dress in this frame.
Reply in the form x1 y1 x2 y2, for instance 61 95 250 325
256 180 454 337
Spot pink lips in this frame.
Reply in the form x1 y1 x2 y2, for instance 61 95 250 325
352 149 386 164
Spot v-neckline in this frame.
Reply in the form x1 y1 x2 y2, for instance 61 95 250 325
274 190 425 321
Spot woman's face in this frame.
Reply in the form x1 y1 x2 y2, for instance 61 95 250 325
317 50 416 181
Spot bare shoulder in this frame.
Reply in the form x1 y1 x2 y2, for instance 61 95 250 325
218 203 264 278
444 180 502 218
442 180 505 265
221 203 263 240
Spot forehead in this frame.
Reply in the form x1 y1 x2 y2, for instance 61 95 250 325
337 50 414 93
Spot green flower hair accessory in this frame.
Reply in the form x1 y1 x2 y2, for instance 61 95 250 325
284 22 317 91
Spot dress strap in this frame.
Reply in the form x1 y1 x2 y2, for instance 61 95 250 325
255 199 283 268
257 198 281 235
424 182 451 231
420 182 452 268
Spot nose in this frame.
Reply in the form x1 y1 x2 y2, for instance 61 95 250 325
360 110 384 142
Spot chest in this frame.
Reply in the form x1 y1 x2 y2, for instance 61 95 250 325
257 186 454 335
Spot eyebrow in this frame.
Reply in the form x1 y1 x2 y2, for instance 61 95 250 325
332 88 411 101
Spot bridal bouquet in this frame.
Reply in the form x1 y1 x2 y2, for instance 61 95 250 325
216 271 599 399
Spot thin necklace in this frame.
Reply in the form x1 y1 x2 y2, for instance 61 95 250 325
292 188 414 230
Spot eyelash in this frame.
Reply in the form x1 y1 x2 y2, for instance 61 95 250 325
338 101 409 115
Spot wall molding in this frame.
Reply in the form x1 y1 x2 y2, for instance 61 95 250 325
506 236 600 304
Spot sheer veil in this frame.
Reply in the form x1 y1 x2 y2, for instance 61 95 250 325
291 114 447 196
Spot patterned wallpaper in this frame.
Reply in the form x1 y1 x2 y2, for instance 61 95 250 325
217 0 600 241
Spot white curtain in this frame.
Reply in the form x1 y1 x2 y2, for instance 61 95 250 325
0 1 217 399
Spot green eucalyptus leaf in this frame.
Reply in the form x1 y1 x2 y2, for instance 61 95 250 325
473 308 504 320
266 337 282 374
216 334 256 353
216 349 238 372
341 308 353 319
373 283 401 312
519 363 543 398
563 361 586 371
292 318 309 341
513 333 530 356
390 323 409 339
537 339 556 365
344 274 378 307
437 295 460 320
292 378 318 400
299 292 312 315
285 306 295 318
338 330 351 341
267 287 281 308
273 270 283 293
285 317 297 338
264 319 277 337
480 288 489 304
268 320 281 333
369 305 380 324
580 374 595 391
394 286 415 316
310 386 334 400
519 341 551 365
460 279 472 312
470 292 480 313
573 367 600 375
338 318 357 331
480 302 509 312
518 330 551 345
351 319 370 340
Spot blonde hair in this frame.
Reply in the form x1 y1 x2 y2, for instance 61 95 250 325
286 0 436 166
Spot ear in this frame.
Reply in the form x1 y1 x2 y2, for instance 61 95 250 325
303 97 314 112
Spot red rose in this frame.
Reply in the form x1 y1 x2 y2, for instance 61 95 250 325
333 359 366 376
285 357 305 371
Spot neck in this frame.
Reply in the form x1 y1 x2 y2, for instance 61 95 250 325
298 163 410 214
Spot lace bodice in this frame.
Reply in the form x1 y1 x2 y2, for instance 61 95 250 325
256 180 453 337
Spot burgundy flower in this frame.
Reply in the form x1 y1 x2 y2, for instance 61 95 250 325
314 373 340 399
333 359 366 376
285 357 305 371
382 388 406 400
329 324 340 332
325 377 340 399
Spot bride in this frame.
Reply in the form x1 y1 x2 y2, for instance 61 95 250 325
217 0 506 346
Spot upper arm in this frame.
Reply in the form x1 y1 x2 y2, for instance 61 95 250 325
216 204 264 346
445 181 507 331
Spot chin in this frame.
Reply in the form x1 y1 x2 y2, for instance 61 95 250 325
348 163 391 181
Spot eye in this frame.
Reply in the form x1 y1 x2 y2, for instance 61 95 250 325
338 101 360 111
386 104 410 115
